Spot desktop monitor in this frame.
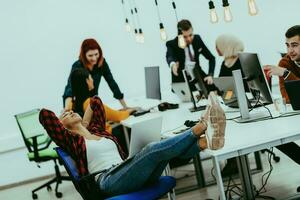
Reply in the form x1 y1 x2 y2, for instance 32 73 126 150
191 67 209 99
182 68 208 112
145 66 161 100
238 53 273 105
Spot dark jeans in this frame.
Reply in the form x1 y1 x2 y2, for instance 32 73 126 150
97 129 200 196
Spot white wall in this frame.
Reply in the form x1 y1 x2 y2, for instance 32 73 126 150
0 0 299 185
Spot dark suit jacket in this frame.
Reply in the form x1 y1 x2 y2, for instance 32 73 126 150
166 34 215 83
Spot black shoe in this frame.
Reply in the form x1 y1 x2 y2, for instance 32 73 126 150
221 159 239 177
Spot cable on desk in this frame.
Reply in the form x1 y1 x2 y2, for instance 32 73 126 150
226 92 262 121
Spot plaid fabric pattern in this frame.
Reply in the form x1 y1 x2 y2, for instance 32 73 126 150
39 96 126 176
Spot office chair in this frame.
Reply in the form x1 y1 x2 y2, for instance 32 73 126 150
55 147 176 200
15 109 70 199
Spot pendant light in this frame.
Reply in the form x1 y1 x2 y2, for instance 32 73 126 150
121 0 131 32
155 0 168 41
248 0 258 16
208 1 218 23
222 0 233 22
172 1 186 49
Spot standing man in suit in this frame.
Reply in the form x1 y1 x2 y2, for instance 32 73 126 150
166 19 215 86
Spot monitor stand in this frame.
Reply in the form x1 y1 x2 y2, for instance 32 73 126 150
182 69 207 113
234 112 271 123
232 69 271 122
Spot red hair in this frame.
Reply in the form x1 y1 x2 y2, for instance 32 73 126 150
79 38 104 68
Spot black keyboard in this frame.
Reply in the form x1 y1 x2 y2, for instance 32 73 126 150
132 109 150 117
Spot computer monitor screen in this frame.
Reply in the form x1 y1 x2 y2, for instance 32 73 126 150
191 67 209 98
145 66 161 100
238 53 273 104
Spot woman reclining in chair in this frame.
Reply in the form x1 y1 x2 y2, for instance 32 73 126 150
39 94 226 196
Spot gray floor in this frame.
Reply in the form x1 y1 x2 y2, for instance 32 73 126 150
0 147 299 200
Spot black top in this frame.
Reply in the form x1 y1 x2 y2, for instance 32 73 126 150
62 59 124 104
219 59 244 77
166 34 215 83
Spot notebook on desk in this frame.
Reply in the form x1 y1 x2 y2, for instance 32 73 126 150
213 77 261 109
213 77 239 108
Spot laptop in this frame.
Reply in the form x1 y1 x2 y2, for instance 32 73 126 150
128 115 163 158
284 80 300 110
213 77 239 107
172 82 192 102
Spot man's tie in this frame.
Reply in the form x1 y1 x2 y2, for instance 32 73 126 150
187 45 195 62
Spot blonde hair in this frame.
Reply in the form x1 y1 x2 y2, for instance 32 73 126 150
216 34 244 59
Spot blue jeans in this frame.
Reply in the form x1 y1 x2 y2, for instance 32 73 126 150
97 129 201 196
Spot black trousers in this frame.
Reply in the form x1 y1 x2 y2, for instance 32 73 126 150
276 142 300 165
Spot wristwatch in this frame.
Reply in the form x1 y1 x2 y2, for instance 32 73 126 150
282 69 290 79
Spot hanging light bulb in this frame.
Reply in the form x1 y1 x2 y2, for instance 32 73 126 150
125 18 131 32
208 1 218 23
178 30 186 49
138 28 145 43
159 23 168 41
121 0 131 33
155 0 168 41
134 29 139 43
248 0 258 16
222 0 232 22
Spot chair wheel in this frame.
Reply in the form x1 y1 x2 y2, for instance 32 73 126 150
56 192 63 198
273 156 280 163
297 186 300 193
32 193 38 199
47 186 52 191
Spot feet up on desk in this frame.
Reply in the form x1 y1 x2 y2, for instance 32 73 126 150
204 92 226 150
192 92 226 150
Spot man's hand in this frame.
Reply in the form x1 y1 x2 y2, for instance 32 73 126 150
264 65 286 77
171 62 180 76
204 76 213 85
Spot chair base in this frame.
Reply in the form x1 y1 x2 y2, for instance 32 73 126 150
31 159 71 199
32 176 70 199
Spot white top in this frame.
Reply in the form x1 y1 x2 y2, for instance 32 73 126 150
85 138 123 174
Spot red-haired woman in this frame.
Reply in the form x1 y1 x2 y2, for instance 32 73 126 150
63 38 128 110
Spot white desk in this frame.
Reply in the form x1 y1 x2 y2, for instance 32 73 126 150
120 96 300 199
209 110 300 200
